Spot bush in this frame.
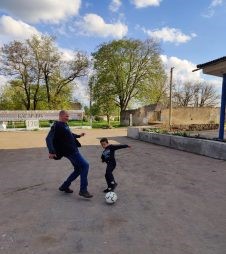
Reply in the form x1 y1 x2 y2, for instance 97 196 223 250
83 116 88 122
94 116 103 121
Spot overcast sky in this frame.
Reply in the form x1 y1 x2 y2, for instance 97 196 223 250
0 0 225 104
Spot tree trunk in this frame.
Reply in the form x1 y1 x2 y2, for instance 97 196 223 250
107 114 110 127
120 110 127 126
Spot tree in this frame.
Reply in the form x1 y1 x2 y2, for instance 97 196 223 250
198 82 220 107
0 41 34 109
0 83 25 110
0 35 89 110
89 75 117 127
27 35 89 109
93 91 118 127
92 38 166 124
27 35 60 109
173 81 220 107
173 81 195 107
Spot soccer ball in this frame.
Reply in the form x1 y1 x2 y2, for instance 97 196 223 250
105 191 117 204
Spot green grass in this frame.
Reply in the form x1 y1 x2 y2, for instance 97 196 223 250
7 121 26 128
91 121 120 128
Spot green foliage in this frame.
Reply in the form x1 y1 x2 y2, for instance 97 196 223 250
84 106 90 116
91 121 120 128
91 38 166 124
0 83 26 110
0 35 88 110
94 115 103 121
90 103 101 117
171 131 189 137
144 128 190 137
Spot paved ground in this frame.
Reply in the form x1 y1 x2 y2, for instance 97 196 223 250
0 128 226 254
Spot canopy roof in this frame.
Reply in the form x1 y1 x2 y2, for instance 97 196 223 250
196 56 226 77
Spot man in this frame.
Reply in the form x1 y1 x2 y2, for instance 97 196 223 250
46 110 93 198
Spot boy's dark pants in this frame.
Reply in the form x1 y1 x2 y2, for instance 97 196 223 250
105 162 116 188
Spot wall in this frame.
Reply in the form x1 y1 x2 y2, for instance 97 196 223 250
161 107 220 125
121 104 162 126
127 127 226 161
122 105 220 126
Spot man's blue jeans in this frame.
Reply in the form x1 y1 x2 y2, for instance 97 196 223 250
61 151 89 192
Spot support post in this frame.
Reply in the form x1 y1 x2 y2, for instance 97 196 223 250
89 83 92 128
169 67 174 130
219 73 226 140
129 114 133 126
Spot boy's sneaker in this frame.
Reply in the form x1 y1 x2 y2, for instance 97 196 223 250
103 187 112 193
111 182 118 191
59 186 73 193
79 191 93 198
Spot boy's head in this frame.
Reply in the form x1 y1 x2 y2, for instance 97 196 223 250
100 137 109 148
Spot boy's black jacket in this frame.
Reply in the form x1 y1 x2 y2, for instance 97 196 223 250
101 144 129 164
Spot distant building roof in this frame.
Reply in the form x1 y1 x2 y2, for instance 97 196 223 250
70 101 82 110
196 56 226 77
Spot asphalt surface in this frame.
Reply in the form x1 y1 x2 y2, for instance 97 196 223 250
0 129 226 254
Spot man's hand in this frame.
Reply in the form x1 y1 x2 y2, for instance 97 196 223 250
49 153 57 159
80 133 85 137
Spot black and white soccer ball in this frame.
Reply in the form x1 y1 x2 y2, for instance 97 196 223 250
105 191 117 204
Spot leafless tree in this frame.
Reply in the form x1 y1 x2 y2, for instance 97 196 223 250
199 82 220 107
173 81 219 107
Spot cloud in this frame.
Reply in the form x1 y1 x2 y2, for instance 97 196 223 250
161 55 222 91
59 48 75 61
109 0 122 12
202 0 223 18
143 27 197 44
75 13 128 38
210 0 223 7
72 77 90 106
0 75 8 88
131 0 162 8
0 0 81 23
0 15 40 42
161 55 201 82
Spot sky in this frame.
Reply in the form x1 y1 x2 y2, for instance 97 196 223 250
0 0 225 104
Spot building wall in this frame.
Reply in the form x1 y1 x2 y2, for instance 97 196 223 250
121 104 162 126
161 107 220 125
122 105 220 126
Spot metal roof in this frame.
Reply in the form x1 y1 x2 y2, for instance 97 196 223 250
196 56 226 77
197 56 226 69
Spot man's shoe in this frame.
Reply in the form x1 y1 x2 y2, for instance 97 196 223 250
103 187 112 193
79 191 93 198
59 186 73 193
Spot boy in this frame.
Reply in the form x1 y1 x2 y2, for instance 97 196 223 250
100 137 131 193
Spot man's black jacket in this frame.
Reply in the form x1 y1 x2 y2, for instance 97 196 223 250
46 121 81 159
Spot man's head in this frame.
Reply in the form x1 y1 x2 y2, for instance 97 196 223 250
59 110 69 123
100 137 109 148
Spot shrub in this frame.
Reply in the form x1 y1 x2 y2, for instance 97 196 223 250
94 116 103 121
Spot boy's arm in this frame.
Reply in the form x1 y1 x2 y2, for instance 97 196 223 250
101 154 105 162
